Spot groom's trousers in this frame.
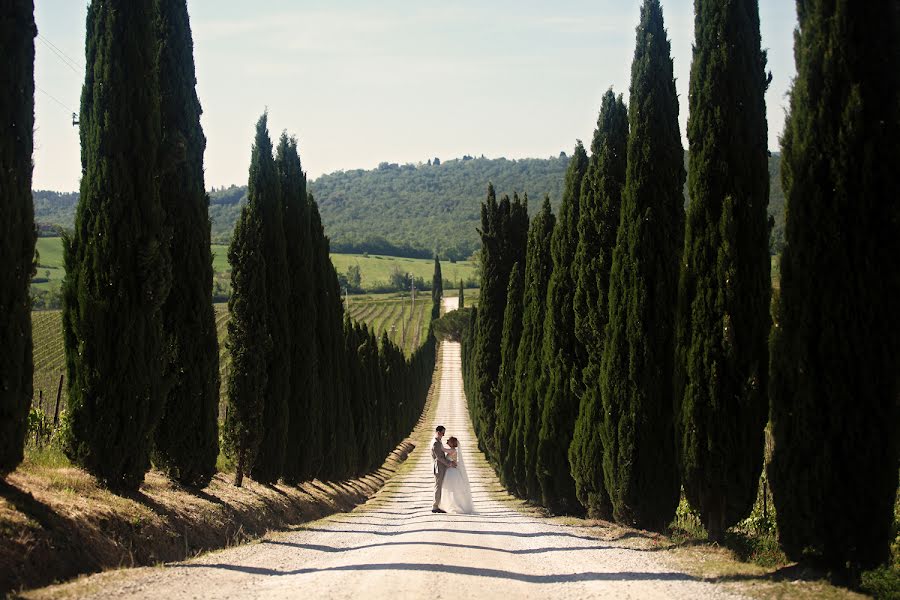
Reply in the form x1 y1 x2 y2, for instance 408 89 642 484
433 468 446 509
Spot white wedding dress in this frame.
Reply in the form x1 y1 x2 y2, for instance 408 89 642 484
439 446 475 514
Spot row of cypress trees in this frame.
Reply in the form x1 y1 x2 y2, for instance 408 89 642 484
0 0 435 493
225 113 435 487
463 0 898 572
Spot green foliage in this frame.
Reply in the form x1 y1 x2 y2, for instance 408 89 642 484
431 255 443 322
768 0 900 571
569 90 628 519
600 0 684 530
508 197 555 501
674 0 771 541
34 153 788 259
152 0 220 488
245 114 291 485
0 0 36 476
432 307 473 342
276 133 320 484
493 262 524 489
223 197 270 487
61 0 172 492
458 280 465 309
536 142 588 515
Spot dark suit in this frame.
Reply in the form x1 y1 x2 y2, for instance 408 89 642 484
432 437 452 509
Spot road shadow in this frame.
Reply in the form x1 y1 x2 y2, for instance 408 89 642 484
175 561 697 584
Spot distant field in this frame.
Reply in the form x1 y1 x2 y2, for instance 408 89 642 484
30 289 472 416
37 238 477 295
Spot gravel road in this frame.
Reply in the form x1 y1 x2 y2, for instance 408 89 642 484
30 338 743 600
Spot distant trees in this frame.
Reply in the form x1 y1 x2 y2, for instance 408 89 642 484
599 0 684 530
0 0 36 475
62 0 172 491
768 0 900 570
675 0 771 542
153 0 220 488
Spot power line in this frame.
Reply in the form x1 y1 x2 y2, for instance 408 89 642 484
35 84 75 114
37 34 83 75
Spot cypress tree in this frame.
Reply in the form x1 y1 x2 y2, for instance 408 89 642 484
569 90 628 519
458 280 464 309
674 0 771 542
248 113 291 485
536 142 588 514
223 199 270 488
493 262 524 486
768 0 900 570
0 0 36 476
153 0 219 488
508 197 555 500
599 0 685 530
431 255 443 321
276 133 319 484
61 0 171 492
471 185 512 455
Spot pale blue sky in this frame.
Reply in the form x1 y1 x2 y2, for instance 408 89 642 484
33 0 797 192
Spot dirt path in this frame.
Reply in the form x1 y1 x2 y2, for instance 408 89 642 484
28 343 743 600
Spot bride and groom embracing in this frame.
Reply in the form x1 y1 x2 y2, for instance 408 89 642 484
431 425 474 514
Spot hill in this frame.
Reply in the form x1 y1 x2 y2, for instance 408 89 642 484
33 152 785 261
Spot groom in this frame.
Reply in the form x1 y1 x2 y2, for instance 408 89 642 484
431 425 456 513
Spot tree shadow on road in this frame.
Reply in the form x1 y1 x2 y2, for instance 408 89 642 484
175 561 698 584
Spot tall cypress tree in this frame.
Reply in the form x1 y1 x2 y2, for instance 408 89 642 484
599 0 685 530
61 0 171 492
508 197 555 501
247 113 290 484
536 142 588 514
674 0 771 542
458 280 464 309
0 0 36 476
493 262 524 486
276 133 319 484
472 185 512 455
768 0 900 570
569 90 628 519
153 0 219 488
431 255 443 321
224 199 270 488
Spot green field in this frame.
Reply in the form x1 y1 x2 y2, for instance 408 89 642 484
36 237 477 295
29 289 472 416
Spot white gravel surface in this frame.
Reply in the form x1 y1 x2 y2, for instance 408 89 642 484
35 339 744 600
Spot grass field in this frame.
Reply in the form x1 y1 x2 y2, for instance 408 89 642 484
37 237 477 295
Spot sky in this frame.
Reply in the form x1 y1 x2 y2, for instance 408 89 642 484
33 0 798 192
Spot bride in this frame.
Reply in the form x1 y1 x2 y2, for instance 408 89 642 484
439 437 475 514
